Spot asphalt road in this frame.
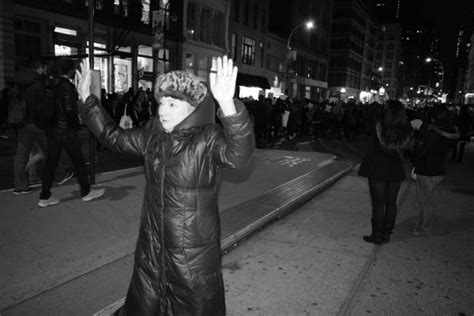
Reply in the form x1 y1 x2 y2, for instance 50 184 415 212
0 127 143 191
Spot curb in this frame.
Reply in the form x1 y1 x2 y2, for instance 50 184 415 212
221 162 353 252
94 161 353 316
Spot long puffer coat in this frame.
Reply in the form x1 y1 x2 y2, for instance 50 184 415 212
79 89 254 315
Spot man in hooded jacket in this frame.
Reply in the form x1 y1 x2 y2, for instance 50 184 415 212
75 56 254 315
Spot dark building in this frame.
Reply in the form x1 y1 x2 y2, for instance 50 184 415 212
268 0 332 100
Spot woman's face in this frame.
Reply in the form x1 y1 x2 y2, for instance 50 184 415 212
158 96 194 132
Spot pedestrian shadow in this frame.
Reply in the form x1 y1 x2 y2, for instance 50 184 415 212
61 185 136 203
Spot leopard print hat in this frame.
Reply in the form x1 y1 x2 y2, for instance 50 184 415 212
154 71 209 108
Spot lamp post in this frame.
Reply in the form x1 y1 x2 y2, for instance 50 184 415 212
284 20 314 97
425 57 444 94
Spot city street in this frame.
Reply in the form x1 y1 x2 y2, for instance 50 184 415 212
1 132 473 315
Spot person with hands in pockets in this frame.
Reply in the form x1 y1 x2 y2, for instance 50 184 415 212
75 56 255 315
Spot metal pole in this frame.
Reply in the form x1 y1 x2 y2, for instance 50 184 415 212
88 0 96 184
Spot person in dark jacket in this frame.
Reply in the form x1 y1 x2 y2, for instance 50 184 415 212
75 56 254 315
359 100 413 245
38 58 104 207
412 106 459 236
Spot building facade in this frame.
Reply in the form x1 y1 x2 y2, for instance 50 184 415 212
268 0 332 101
328 0 378 101
374 23 402 98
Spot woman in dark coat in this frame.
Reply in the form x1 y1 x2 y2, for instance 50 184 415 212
358 100 413 245
75 56 255 315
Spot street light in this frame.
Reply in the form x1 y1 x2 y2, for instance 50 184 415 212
425 57 444 93
287 20 314 50
285 20 314 96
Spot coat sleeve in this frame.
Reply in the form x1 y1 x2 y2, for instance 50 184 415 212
212 99 255 169
78 94 147 157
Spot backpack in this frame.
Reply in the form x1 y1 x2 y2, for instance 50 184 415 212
34 86 56 130
8 94 27 128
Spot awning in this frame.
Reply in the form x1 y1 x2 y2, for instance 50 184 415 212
237 73 270 89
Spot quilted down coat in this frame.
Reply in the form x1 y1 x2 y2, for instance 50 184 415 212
79 84 254 315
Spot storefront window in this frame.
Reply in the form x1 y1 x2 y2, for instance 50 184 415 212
138 56 153 72
54 44 78 56
185 53 195 74
114 58 132 94
197 56 208 82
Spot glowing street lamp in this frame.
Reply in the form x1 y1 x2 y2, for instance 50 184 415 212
285 20 315 96
287 20 315 50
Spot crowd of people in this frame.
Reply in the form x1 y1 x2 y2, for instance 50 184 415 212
240 94 473 153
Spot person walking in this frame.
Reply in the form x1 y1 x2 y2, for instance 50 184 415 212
412 106 459 236
358 100 413 245
11 60 49 195
76 56 254 315
38 58 104 207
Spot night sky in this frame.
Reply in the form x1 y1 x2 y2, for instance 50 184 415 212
400 0 473 81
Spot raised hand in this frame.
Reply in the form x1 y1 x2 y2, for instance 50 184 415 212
209 56 238 116
75 59 91 103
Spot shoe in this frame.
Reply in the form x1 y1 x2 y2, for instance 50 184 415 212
13 187 34 195
363 234 384 245
38 196 60 207
82 188 105 202
0 133 8 139
57 171 74 185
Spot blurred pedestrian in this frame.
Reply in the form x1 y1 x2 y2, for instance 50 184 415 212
453 104 473 163
358 100 413 245
412 106 459 236
76 56 254 315
0 86 11 139
38 58 104 207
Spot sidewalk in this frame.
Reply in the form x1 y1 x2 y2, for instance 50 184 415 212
0 149 353 312
221 165 474 315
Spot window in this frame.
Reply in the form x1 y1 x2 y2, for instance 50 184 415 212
85 0 103 10
185 53 195 74
253 5 258 29
54 26 77 36
141 0 150 24
259 42 264 67
200 8 212 44
241 36 255 65
231 33 237 60
186 3 196 39
386 42 394 50
113 0 128 16
198 56 209 81
261 10 266 30
231 0 239 21
385 61 392 69
244 0 249 25
213 13 224 46
54 44 78 56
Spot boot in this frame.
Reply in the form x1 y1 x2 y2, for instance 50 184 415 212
363 220 384 245
382 213 397 244
381 222 394 243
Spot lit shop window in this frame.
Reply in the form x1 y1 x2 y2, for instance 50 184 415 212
54 44 78 56
141 0 150 24
54 26 77 36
